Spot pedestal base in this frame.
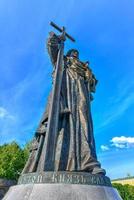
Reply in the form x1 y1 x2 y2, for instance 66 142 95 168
3 183 122 200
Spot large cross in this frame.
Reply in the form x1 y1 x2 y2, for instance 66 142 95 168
40 22 75 171
50 21 75 42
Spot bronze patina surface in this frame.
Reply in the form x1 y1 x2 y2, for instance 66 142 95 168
22 22 106 176
18 172 112 187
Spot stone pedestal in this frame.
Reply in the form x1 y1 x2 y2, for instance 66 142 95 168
0 179 16 200
3 184 122 200
3 172 122 200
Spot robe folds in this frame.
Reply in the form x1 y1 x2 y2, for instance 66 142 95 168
22 32 105 175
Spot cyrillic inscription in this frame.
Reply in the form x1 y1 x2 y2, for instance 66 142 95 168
18 172 112 187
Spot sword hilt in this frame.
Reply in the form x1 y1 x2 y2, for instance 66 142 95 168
50 21 75 42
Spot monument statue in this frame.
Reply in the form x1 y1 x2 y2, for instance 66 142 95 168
3 22 122 200
22 23 105 175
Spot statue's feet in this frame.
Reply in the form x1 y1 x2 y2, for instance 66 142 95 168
92 167 106 176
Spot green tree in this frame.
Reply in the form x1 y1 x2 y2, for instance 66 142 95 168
113 183 134 200
0 142 29 180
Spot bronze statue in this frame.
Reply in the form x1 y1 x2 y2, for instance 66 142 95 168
22 22 105 176
4 22 123 200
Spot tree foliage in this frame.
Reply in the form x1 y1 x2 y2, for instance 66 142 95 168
0 142 29 180
113 183 134 200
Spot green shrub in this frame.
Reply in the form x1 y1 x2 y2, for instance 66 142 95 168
113 183 134 200
0 142 29 180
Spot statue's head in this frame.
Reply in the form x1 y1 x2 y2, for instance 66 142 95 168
66 49 79 59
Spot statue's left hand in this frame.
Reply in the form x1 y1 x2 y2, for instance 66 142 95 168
58 33 66 41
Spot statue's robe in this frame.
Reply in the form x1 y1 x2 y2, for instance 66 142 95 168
22 33 105 175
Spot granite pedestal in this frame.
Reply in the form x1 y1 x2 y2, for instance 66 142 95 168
0 179 16 200
3 172 122 200
3 183 122 200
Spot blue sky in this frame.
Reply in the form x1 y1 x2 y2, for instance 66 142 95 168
0 0 134 179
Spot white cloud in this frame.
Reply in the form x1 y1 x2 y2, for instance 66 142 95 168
111 136 134 149
0 107 14 120
101 145 109 151
100 136 134 152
